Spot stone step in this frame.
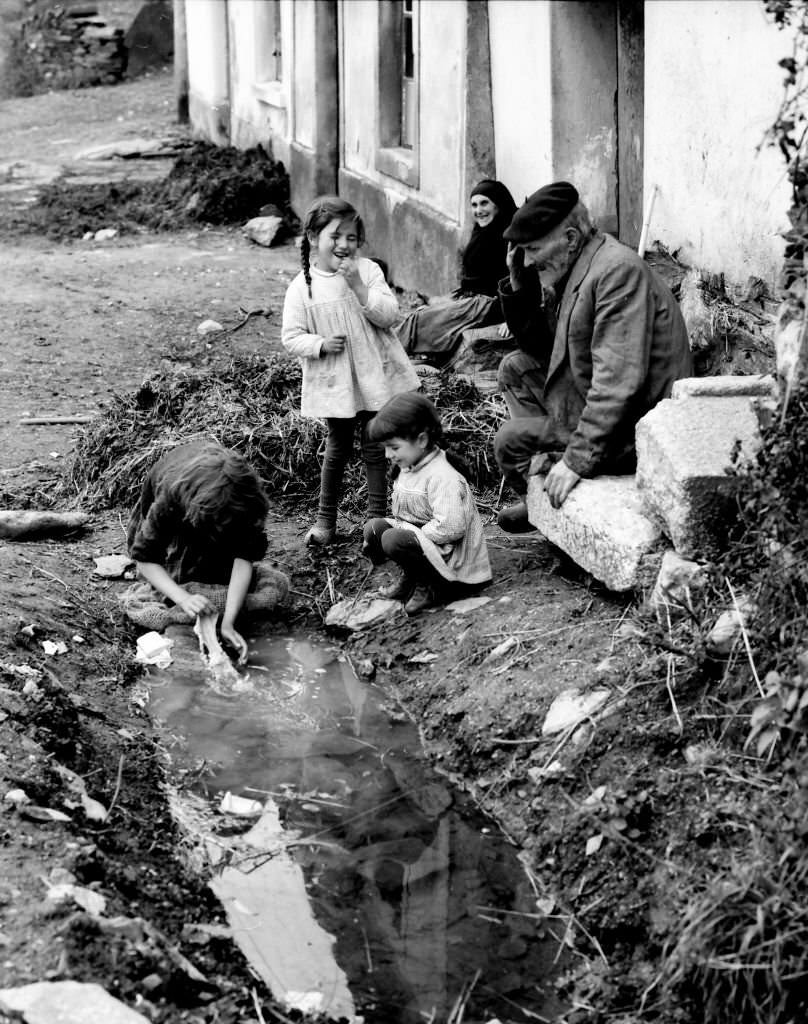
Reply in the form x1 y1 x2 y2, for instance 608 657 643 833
526 473 662 591
635 380 765 558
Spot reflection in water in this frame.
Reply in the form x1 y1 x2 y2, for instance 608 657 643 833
149 630 561 1023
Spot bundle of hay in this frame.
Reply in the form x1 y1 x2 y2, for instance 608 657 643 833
63 354 507 511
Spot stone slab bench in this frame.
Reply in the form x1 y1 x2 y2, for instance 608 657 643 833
526 473 662 592
524 375 776 588
635 374 776 559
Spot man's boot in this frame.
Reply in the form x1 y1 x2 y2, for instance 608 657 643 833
496 501 537 534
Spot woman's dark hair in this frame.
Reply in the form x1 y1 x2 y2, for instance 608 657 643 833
172 442 268 533
367 393 444 448
300 195 366 298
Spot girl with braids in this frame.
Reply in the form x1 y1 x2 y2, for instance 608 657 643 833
362 393 491 616
282 195 419 546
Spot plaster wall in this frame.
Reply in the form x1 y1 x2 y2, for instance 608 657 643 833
644 0 790 287
225 0 291 165
551 0 617 235
185 0 229 143
488 0 553 206
292 0 316 150
341 0 464 222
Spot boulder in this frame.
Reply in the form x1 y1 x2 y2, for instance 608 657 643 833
244 215 284 248
526 474 662 591
635 383 763 559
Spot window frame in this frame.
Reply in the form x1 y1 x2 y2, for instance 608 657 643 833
253 0 284 109
376 0 419 188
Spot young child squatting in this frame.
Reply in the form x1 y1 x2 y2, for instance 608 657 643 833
363 393 492 616
126 441 269 663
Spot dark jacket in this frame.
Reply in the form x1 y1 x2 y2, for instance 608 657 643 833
500 232 692 477
127 443 268 584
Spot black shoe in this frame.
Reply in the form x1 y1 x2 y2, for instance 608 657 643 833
497 501 537 534
404 585 439 616
379 574 415 602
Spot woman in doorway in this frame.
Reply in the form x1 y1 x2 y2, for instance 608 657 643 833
396 178 517 366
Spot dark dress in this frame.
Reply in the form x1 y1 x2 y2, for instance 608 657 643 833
127 442 268 585
396 179 517 363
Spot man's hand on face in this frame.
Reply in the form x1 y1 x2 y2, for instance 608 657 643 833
543 460 581 509
506 243 526 292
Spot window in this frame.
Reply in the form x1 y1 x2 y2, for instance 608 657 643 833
377 0 419 186
254 0 283 105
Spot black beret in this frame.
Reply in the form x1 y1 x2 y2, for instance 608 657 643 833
503 181 579 243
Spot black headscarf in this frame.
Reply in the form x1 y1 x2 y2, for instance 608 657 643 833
458 179 518 298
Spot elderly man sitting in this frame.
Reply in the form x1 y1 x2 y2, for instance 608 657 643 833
494 181 692 532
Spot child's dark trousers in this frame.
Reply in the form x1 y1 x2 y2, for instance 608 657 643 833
363 518 478 600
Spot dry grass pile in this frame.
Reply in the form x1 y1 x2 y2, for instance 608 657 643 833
62 354 507 511
660 845 808 1024
420 371 507 492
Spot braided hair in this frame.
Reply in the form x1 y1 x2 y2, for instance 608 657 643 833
301 195 366 298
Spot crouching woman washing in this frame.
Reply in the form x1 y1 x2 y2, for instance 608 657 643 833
362 394 492 616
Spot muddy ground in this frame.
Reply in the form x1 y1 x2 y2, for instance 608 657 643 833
0 71 777 1024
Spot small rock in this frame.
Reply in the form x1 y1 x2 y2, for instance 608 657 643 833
4 789 30 806
541 688 611 736
0 980 150 1023
585 833 605 856
244 215 284 247
48 867 77 886
684 742 718 766
445 595 492 614
482 636 519 664
46 883 106 917
325 596 403 631
94 227 118 241
355 658 376 679
649 550 706 620
707 600 754 655
22 679 44 701
93 554 134 579
196 319 223 336
41 640 68 656
408 651 437 664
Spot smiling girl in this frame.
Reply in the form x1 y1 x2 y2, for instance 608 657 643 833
361 393 491 616
281 195 419 546
396 179 517 366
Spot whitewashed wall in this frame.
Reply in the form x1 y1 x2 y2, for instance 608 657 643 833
489 0 553 207
340 0 465 224
225 0 292 164
645 0 790 286
185 0 229 141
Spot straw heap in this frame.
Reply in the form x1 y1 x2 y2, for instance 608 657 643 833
63 354 507 510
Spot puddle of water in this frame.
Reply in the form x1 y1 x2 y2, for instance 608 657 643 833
148 629 563 1023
